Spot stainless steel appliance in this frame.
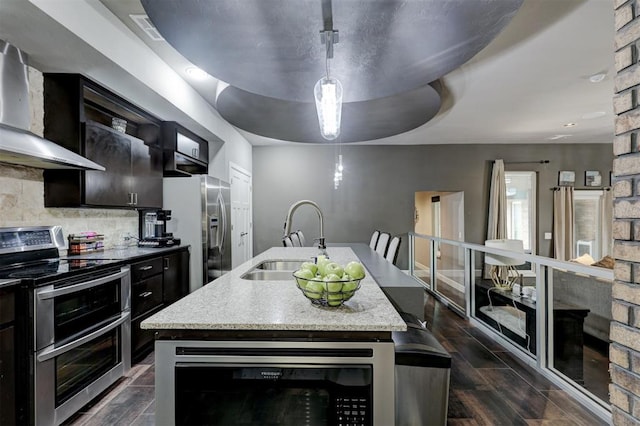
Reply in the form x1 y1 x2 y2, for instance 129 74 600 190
138 209 181 247
0 40 104 171
163 176 231 292
0 226 131 426
155 340 396 426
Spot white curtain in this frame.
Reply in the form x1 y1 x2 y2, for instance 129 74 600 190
553 187 575 261
487 159 507 241
485 160 506 278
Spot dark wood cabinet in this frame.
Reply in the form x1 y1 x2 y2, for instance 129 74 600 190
130 248 189 360
43 74 163 209
0 287 16 426
161 121 210 176
163 249 190 305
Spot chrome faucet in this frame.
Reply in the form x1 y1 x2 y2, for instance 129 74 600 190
283 200 326 253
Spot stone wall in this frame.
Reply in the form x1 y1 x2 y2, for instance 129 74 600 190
611 1 640 423
0 67 138 251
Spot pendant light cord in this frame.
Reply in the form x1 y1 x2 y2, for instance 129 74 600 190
325 39 331 79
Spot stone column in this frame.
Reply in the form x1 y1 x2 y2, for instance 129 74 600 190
612 1 640 424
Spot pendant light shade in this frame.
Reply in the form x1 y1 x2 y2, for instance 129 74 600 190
314 76 343 140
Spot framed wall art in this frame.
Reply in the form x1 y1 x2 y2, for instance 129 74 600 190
585 170 602 187
558 170 575 186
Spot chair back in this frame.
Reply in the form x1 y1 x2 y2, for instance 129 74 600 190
385 236 401 264
375 232 391 256
290 232 302 247
295 230 306 246
282 236 294 247
369 230 380 249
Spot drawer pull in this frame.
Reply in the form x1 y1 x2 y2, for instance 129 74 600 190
139 291 153 299
139 265 154 271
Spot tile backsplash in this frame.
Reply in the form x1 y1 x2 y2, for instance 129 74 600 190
0 67 138 251
0 163 138 251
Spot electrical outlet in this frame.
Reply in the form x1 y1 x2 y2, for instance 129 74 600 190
544 232 552 240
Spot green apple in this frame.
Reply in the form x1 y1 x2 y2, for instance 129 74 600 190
304 280 324 299
316 255 331 276
324 262 344 278
327 293 343 306
342 280 359 292
294 268 315 287
300 261 318 275
344 261 366 280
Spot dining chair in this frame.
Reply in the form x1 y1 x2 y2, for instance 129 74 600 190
375 232 391 257
282 236 294 247
385 236 401 265
290 232 302 247
294 230 306 247
369 230 380 249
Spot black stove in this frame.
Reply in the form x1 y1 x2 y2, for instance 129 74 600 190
0 226 121 285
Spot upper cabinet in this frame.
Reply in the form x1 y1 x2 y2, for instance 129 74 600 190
161 121 209 176
42 74 163 209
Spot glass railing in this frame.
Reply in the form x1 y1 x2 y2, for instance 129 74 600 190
408 232 613 421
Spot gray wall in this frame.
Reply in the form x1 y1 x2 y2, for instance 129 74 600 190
253 144 613 269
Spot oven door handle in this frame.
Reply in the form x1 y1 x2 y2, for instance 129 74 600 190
37 268 130 300
36 311 130 362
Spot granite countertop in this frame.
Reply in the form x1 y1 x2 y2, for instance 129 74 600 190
61 244 188 261
141 246 406 332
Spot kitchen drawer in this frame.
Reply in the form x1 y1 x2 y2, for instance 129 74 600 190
132 304 164 361
132 274 163 318
131 257 163 281
0 289 15 326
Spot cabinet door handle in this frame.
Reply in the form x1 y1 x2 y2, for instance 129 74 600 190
127 193 134 205
139 291 153 299
139 265 154 271
164 258 169 270
134 193 138 205
192 148 199 158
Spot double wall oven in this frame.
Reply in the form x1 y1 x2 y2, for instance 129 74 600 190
0 226 131 425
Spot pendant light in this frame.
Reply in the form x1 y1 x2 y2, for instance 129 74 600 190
314 30 342 140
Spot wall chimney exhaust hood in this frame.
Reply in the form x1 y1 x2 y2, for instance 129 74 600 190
0 40 104 171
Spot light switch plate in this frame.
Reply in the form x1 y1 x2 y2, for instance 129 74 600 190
544 232 552 240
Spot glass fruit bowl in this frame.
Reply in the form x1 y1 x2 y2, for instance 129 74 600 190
293 274 362 307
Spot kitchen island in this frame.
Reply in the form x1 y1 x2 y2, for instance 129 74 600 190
142 246 406 425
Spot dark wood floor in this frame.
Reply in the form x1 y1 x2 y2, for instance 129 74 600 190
64 293 608 426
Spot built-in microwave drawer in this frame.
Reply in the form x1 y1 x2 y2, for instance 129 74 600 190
131 257 163 281
132 275 163 318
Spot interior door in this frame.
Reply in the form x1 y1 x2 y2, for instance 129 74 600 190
230 164 252 268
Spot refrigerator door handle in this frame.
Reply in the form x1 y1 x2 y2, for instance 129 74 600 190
209 215 219 248
217 192 227 254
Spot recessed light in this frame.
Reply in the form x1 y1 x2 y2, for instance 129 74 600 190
563 122 576 127
185 66 209 80
588 73 606 83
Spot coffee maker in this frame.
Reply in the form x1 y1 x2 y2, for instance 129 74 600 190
138 209 181 247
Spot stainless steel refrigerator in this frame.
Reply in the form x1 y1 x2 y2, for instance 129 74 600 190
163 175 231 293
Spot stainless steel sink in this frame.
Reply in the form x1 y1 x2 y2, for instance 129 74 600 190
240 270 295 281
254 260 306 270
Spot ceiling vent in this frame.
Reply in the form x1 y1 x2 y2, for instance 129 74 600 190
130 14 164 41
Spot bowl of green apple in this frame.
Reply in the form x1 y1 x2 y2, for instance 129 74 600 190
293 257 366 307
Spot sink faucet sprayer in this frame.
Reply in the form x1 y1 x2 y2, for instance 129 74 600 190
283 200 326 255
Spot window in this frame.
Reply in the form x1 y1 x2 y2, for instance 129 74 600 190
505 171 536 254
574 190 612 259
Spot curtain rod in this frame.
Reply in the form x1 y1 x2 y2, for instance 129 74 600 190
550 187 610 191
503 160 550 164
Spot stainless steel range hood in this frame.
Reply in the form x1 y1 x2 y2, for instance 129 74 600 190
0 40 104 171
